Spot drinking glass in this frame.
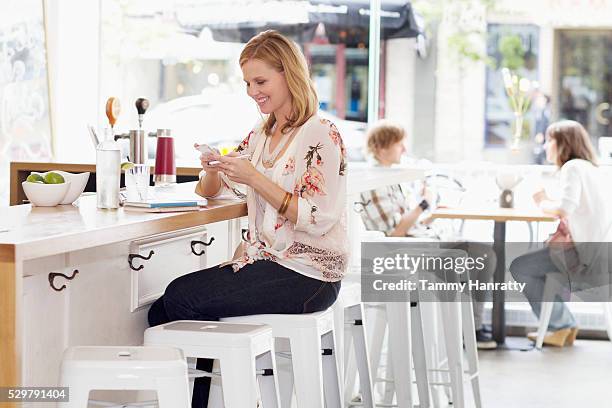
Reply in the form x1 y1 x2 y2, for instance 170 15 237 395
125 164 150 201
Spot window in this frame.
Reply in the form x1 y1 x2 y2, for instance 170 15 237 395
485 24 539 147
556 30 612 140
99 0 423 162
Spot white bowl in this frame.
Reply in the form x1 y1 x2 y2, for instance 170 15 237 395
22 180 71 207
52 171 90 204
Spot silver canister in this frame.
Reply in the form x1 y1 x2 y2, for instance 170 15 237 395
129 129 147 164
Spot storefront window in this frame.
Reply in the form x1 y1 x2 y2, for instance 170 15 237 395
557 30 612 140
484 24 539 147
99 0 422 162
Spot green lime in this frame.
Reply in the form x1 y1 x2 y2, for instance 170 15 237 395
121 162 134 170
26 173 44 183
43 172 65 184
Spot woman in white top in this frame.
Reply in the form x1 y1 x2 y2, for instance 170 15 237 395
148 31 348 407
510 120 611 347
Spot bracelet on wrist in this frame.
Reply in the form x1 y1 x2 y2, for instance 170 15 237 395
278 192 292 215
418 199 429 211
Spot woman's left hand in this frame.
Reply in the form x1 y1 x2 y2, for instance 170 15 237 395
533 188 548 205
214 152 259 186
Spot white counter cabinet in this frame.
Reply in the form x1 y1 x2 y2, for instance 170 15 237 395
1 183 247 406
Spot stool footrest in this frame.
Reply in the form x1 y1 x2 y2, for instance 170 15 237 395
189 368 221 379
188 368 274 378
277 349 333 357
89 399 158 407
261 368 274 376
428 368 479 376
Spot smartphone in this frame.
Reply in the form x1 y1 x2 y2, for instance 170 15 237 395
195 143 217 155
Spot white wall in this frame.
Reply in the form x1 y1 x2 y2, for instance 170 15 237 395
384 38 416 146
433 5 487 163
45 0 100 163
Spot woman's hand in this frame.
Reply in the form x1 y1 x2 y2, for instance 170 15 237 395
533 188 549 205
214 152 259 186
196 143 220 173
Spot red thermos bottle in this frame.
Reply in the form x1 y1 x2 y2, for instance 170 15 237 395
154 129 176 185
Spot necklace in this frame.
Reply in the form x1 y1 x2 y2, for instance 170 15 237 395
261 126 296 168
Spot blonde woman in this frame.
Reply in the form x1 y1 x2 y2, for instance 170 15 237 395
148 30 348 407
510 120 611 347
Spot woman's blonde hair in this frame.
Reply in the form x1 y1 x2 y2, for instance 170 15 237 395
546 120 597 167
240 30 318 136
366 120 406 157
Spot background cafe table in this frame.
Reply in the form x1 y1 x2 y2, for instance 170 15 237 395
430 207 557 349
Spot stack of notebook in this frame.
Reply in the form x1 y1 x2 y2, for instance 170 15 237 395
123 198 208 213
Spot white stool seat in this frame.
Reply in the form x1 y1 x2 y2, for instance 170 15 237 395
222 309 342 408
145 320 273 355
60 346 190 408
145 320 280 408
224 310 334 333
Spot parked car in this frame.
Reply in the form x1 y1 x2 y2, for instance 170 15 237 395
144 93 368 162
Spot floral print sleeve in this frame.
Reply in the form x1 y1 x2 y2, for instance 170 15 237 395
235 129 255 155
293 119 347 235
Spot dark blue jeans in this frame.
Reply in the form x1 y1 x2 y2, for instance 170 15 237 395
148 260 341 408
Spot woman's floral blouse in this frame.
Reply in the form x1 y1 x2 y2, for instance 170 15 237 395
199 114 348 282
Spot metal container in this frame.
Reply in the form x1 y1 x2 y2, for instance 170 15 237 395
129 129 147 164
154 129 176 185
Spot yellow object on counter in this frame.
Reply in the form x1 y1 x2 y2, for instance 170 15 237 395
217 144 237 156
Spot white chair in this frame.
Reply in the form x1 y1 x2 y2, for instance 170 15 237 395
144 320 280 408
536 274 612 350
536 227 612 349
221 309 342 408
536 237 612 350
59 345 190 408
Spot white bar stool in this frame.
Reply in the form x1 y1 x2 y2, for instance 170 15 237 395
367 287 482 408
332 279 376 408
59 345 190 408
144 320 280 408
420 284 482 408
366 301 421 408
221 309 342 408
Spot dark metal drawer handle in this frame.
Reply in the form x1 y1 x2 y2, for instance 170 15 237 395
128 250 155 271
48 270 79 292
191 237 214 256
241 228 249 242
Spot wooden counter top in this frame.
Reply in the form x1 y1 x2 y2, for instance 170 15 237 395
10 161 203 206
430 206 557 223
11 161 425 205
0 182 247 262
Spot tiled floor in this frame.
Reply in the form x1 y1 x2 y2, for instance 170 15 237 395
477 338 612 408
